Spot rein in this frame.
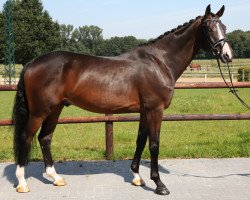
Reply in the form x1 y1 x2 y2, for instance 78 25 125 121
202 18 250 109
216 58 250 109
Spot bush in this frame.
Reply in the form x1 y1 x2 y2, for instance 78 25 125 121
238 66 250 82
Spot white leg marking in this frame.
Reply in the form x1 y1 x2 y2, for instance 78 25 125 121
132 172 146 186
16 165 30 192
16 165 26 185
133 172 141 180
46 166 66 186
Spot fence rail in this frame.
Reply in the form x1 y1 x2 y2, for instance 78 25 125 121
1 82 250 91
1 82 250 159
1 114 250 126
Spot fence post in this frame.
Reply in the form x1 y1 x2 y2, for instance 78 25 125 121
105 114 113 160
242 69 245 82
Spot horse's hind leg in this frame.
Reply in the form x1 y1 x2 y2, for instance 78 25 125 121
16 116 43 193
38 104 66 186
131 113 148 186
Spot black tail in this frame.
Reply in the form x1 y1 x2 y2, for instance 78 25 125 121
12 64 29 165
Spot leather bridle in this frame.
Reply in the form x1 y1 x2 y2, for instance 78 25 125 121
202 19 229 57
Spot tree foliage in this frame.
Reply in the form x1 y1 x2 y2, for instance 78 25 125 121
100 36 146 56
0 0 60 65
227 30 250 58
0 0 249 65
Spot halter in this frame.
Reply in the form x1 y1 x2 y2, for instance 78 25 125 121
202 19 229 57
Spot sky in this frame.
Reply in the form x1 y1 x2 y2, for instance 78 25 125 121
0 0 249 39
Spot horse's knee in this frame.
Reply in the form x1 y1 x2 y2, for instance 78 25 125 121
38 135 52 148
149 142 159 157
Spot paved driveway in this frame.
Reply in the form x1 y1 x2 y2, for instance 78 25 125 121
0 158 249 200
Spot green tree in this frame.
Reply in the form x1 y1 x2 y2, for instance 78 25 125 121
0 0 61 65
59 25 91 54
0 11 5 63
69 28 91 54
242 31 250 58
77 25 104 55
227 30 246 58
60 24 74 51
100 36 146 56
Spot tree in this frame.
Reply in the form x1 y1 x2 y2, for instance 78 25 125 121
0 0 61 65
0 11 5 63
100 36 145 56
59 24 91 54
227 30 247 58
77 25 104 55
60 24 74 51
244 31 250 58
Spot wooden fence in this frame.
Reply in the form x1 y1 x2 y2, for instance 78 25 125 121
1 82 250 159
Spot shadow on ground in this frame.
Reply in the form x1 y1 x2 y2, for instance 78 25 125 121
2 159 249 192
2 160 169 192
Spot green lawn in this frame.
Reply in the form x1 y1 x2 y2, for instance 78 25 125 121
0 89 249 162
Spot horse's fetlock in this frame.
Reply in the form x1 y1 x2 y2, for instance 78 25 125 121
131 162 139 173
150 172 159 180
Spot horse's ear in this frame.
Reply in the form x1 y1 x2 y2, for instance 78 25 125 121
216 5 225 18
205 4 211 17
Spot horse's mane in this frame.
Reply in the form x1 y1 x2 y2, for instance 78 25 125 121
140 16 202 46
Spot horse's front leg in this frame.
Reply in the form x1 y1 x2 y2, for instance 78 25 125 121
146 107 170 195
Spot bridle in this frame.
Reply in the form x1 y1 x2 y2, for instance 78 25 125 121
202 19 229 57
202 18 250 109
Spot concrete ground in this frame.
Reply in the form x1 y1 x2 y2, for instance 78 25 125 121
0 158 249 200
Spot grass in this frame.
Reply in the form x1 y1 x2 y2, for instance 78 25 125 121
0 88 249 162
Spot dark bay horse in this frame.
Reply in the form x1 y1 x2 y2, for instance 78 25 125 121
12 5 232 195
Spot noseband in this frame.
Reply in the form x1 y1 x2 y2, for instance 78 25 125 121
202 19 229 57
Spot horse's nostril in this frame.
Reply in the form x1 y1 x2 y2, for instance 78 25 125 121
224 53 232 62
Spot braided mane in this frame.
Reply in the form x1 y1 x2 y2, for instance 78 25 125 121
141 16 202 46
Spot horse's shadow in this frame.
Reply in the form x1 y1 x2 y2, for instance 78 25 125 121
2 160 169 192
3 160 250 192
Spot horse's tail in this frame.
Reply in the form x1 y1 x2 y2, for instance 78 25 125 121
12 64 29 164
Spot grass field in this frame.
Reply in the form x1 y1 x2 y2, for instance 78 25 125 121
0 88 249 162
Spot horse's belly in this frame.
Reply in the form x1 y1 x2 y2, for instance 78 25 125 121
68 88 140 114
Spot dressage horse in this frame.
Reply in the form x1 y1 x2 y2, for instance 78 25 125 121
12 5 232 195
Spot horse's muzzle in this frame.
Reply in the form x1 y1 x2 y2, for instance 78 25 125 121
220 53 232 63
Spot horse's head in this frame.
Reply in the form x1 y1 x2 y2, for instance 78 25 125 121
202 5 233 63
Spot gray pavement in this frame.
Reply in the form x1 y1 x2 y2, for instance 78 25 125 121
0 158 249 200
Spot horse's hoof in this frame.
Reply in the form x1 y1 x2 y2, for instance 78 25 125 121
53 179 67 186
16 184 30 193
132 178 146 186
155 186 170 195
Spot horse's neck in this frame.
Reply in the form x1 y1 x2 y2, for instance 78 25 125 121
153 19 202 81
